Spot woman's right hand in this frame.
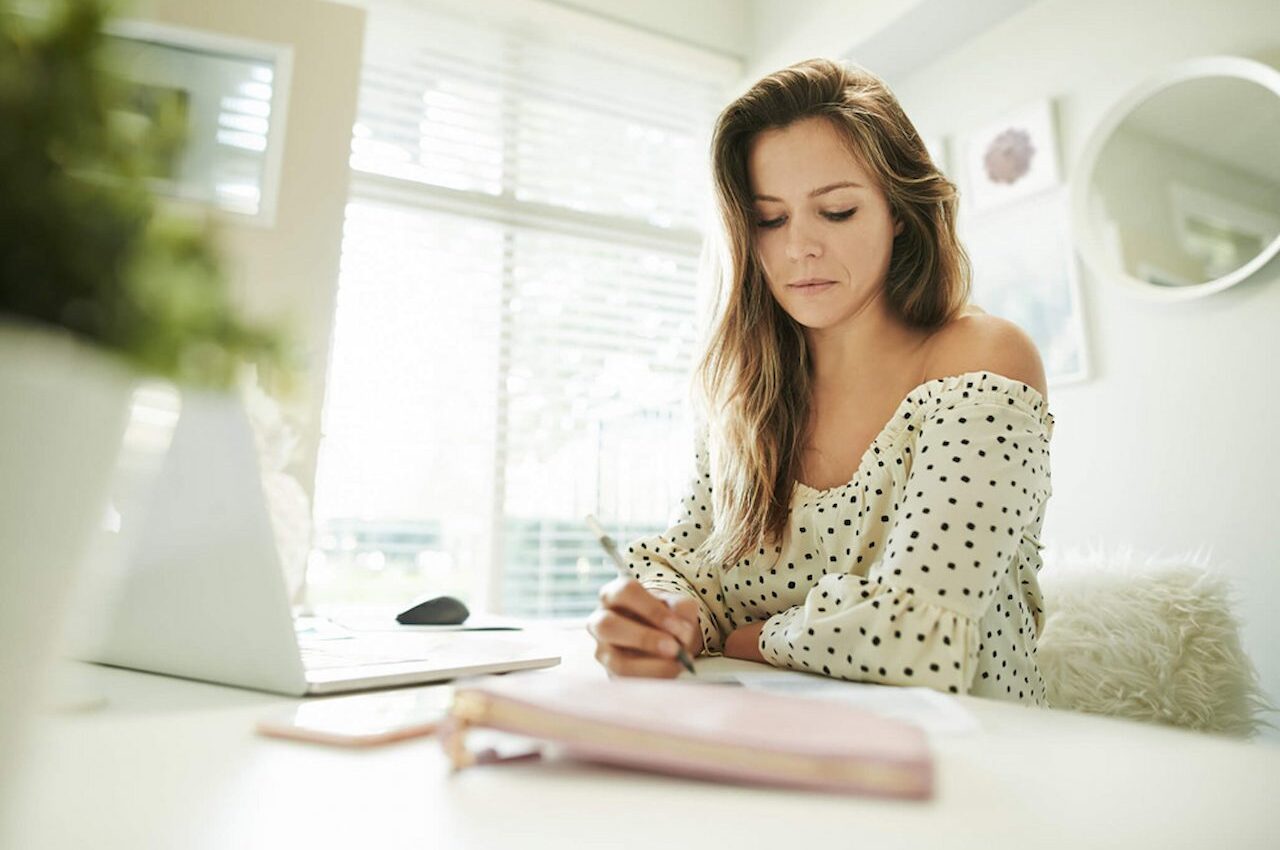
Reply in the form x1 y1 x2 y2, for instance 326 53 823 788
587 577 703 678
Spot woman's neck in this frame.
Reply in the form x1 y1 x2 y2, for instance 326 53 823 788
804 292 933 397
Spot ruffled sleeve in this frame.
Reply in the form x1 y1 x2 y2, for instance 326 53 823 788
621 429 730 655
759 375 1054 693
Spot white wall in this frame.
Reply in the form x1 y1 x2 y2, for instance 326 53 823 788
748 0 922 83
550 0 750 60
745 0 1280 734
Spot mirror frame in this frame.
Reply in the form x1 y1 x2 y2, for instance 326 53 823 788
1072 55 1280 302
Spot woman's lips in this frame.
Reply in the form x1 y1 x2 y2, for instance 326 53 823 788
789 280 836 294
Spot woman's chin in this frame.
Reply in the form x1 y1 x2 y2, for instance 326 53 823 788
785 308 844 331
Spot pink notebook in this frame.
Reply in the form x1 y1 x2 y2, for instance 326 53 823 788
441 673 933 799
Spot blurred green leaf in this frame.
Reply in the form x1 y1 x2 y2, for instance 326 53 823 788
0 0 288 389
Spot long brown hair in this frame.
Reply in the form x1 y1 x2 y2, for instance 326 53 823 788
694 57 972 569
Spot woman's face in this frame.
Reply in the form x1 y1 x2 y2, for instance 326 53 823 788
746 117 902 332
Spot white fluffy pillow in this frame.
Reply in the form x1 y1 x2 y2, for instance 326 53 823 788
1035 543 1275 737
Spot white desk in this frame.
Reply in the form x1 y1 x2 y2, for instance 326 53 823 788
4 624 1278 850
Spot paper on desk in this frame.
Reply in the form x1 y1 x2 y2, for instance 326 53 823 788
700 670 980 736
297 612 527 636
317 610 534 633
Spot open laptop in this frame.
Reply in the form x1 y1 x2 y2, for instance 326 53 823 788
74 389 559 696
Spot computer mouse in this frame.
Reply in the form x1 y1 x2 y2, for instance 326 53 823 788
395 595 470 626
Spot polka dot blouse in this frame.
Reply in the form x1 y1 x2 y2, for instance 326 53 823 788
625 370 1055 706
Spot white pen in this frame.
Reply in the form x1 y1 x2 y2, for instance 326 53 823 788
584 514 697 675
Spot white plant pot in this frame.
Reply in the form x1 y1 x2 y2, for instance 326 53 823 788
0 321 136 804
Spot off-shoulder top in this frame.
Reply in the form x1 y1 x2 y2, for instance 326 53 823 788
624 370 1055 705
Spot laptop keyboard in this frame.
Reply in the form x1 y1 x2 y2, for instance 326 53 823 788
299 638 435 670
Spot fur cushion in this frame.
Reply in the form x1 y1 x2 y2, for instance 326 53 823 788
1035 543 1276 737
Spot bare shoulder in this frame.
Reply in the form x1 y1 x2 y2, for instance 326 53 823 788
921 311 1049 403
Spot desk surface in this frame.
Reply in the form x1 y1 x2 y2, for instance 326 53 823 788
4 623 1279 850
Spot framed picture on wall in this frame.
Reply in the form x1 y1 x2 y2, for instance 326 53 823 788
959 187 1089 386
102 20 293 226
959 98 1061 214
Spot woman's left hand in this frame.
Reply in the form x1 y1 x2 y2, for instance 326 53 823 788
723 621 767 663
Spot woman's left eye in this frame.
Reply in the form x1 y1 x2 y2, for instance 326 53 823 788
825 208 857 221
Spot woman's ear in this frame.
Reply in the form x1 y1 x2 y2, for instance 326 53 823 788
889 204 906 237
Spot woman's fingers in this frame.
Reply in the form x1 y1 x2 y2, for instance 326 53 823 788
600 578 698 648
598 577 672 629
658 593 703 653
589 578 701 677
586 607 683 660
593 644 682 679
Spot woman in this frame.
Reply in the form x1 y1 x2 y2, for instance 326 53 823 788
587 58 1054 705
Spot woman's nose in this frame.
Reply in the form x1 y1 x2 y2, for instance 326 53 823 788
784 221 822 262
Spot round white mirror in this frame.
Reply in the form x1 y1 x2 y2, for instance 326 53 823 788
1073 56 1280 301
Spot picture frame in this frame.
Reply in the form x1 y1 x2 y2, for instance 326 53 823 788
959 98 1061 215
101 20 294 227
959 187 1090 387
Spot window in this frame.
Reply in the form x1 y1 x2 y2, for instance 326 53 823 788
308 0 738 617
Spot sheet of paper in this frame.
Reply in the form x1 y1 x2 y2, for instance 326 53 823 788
698 670 980 736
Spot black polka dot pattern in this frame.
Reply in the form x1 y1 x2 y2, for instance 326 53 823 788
625 371 1054 707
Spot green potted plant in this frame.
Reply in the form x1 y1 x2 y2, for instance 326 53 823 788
0 0 288 798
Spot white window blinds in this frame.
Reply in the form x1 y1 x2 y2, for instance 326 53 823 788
310 0 739 617
349 0 723 229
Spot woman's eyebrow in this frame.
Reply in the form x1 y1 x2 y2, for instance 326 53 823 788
752 181 864 202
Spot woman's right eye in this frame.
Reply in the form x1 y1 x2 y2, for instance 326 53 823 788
755 217 785 229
